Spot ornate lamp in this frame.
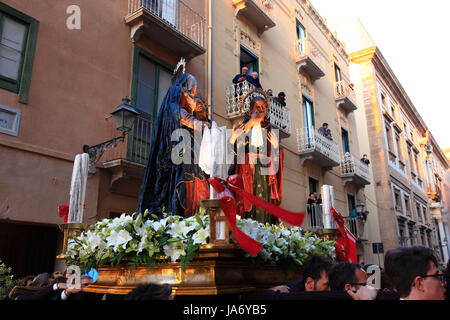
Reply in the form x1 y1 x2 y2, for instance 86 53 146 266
110 97 139 132
83 97 139 173
200 199 230 245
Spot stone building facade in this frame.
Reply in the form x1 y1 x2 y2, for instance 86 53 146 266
334 19 449 264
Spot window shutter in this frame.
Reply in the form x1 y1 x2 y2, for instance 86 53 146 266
0 16 26 80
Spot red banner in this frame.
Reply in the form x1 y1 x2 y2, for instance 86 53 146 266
330 207 357 263
208 175 305 256
58 205 69 223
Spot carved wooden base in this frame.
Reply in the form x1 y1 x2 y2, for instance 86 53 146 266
83 245 301 296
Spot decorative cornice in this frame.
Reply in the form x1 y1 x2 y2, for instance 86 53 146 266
351 45 448 168
297 0 348 61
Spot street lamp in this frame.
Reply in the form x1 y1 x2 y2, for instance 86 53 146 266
83 96 139 173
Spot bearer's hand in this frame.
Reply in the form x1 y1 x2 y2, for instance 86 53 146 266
347 285 377 300
270 285 290 293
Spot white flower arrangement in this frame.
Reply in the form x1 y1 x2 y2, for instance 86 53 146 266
66 209 336 272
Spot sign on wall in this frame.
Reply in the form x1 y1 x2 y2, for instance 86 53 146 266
0 105 21 136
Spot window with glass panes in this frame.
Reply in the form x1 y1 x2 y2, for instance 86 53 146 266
0 3 38 103
130 46 174 164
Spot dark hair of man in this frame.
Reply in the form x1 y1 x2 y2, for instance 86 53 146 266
328 262 360 291
322 123 328 127
380 270 394 291
31 273 51 287
21 275 35 286
303 254 333 282
384 246 439 297
309 192 314 197
124 283 172 300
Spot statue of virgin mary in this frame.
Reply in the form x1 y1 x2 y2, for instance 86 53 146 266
137 59 209 217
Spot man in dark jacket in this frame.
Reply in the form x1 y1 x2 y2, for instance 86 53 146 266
232 66 249 84
247 71 262 89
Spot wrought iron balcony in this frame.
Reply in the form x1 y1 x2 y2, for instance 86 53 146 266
225 80 291 138
232 0 275 35
306 204 324 232
294 38 325 82
340 154 371 187
346 217 368 241
335 80 357 113
126 0 206 59
297 127 340 168
102 114 152 191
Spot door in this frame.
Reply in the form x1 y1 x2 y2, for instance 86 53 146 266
303 96 315 146
161 0 178 26
341 128 350 154
296 20 306 55
309 177 318 195
334 63 343 95
131 53 173 164
240 46 259 74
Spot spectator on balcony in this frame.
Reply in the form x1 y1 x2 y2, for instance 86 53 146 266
349 208 358 219
316 194 322 205
247 71 262 89
307 192 316 206
267 89 274 100
361 154 370 165
277 92 286 107
232 66 249 84
318 123 332 140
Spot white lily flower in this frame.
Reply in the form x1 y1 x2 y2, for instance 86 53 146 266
167 221 196 238
106 229 132 251
163 241 186 262
86 230 104 250
192 227 209 245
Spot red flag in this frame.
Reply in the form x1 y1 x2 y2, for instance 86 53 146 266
208 175 305 256
330 207 357 263
58 205 69 223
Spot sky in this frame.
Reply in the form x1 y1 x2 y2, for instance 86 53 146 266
309 0 450 151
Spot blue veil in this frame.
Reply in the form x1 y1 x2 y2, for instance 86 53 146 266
137 73 197 216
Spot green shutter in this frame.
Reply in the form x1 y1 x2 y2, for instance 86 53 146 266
0 2 39 104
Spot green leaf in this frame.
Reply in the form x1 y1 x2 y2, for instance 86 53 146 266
143 209 149 218
134 213 142 227
167 238 181 243
194 214 204 228
151 214 158 219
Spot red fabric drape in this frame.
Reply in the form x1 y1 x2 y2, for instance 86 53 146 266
330 207 357 263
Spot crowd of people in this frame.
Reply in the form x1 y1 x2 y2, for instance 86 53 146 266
2 246 447 300
232 67 286 107
260 245 448 300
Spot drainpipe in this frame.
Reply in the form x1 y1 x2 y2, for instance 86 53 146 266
207 0 214 120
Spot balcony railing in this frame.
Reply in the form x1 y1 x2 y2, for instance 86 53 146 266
225 80 291 138
126 0 206 58
340 154 371 187
346 217 368 241
102 114 153 166
306 204 324 231
295 38 325 82
232 0 275 34
335 80 357 112
297 127 340 168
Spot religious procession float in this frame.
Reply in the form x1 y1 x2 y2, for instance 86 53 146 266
60 59 355 297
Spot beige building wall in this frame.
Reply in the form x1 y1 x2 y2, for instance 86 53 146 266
334 18 449 263
212 0 377 263
0 0 207 275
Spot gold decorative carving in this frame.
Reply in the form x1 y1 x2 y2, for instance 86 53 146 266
82 246 301 296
